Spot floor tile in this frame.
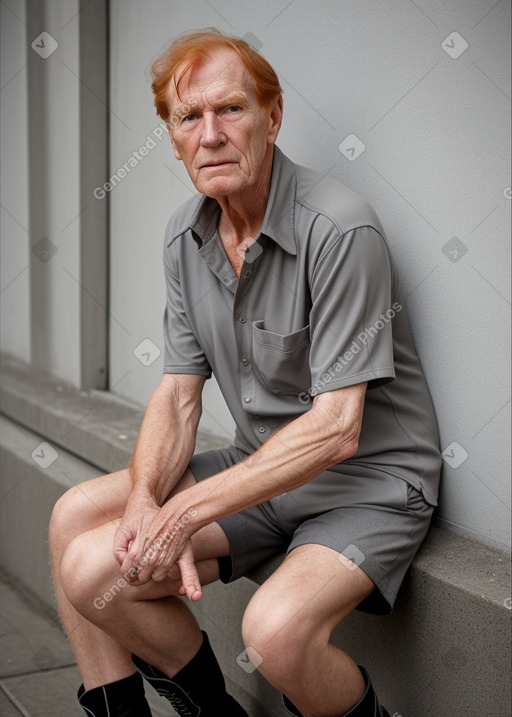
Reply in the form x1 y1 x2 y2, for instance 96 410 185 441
0 687 24 716
0 576 75 679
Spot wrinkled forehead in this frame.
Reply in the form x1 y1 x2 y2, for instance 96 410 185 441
166 48 255 111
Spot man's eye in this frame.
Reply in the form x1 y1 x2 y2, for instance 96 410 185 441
182 114 197 122
226 105 242 113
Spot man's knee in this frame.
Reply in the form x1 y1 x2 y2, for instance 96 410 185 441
242 588 318 684
59 529 119 620
49 487 84 555
49 470 128 557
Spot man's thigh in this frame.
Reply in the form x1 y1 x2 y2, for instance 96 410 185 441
55 468 133 538
58 469 229 560
60 466 212 533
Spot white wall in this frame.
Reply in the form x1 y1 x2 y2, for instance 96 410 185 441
1 0 30 363
1 0 83 385
108 0 511 548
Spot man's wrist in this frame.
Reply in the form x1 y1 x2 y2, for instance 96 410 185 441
126 480 160 510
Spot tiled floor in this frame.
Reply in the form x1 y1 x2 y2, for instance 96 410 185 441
0 573 172 716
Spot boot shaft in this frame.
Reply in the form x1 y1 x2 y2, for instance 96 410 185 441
282 665 390 717
78 671 152 717
132 631 248 717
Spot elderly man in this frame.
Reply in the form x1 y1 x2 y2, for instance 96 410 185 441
50 29 441 717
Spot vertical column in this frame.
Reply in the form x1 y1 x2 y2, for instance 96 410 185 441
27 0 56 377
79 0 109 389
0 0 30 363
27 0 108 389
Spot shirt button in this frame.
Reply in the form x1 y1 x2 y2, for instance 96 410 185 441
258 426 266 434
244 269 252 278
239 315 247 324
244 396 252 403
241 357 249 366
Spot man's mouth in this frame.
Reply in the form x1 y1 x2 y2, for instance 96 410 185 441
200 160 236 169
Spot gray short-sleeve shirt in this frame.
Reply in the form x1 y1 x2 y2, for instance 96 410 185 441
163 147 442 505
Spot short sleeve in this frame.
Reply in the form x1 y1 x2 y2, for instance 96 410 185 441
162 242 212 377
309 225 396 395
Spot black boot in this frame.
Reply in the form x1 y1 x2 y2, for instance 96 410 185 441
77 671 152 716
132 631 248 716
282 665 390 716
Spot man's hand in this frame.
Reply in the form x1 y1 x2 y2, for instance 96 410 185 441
114 493 203 601
175 539 203 602
113 493 159 571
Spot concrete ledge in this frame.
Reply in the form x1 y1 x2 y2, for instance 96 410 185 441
0 415 99 611
0 354 226 474
1 355 511 716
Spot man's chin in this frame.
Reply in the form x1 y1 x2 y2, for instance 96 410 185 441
196 176 246 200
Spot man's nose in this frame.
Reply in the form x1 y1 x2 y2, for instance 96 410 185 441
200 112 226 147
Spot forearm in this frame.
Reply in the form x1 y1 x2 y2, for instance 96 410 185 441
129 374 205 506
184 383 367 531
122 384 366 589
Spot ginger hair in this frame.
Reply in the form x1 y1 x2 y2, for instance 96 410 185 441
151 28 282 122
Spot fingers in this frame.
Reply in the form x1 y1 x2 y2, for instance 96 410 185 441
122 546 151 585
120 516 159 580
121 533 144 577
121 527 182 584
143 528 188 583
113 544 127 566
176 542 203 601
113 524 132 566
123 536 202 600
117 505 197 586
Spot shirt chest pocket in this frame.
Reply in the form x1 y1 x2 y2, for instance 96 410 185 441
251 320 311 395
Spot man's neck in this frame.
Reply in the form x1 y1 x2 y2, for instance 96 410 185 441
216 146 274 243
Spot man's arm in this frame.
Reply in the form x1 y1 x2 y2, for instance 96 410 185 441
129 372 206 505
113 372 205 568
129 381 367 583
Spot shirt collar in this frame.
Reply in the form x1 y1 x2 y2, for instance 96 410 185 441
186 146 297 256
259 146 297 255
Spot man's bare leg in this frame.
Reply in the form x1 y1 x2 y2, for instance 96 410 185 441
242 543 379 717
50 470 136 686
52 473 383 716
50 468 229 689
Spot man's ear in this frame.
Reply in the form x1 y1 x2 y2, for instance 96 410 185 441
267 94 283 145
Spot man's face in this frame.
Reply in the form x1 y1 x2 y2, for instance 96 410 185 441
166 48 282 200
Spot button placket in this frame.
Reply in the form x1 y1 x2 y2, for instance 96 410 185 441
234 311 254 409
233 266 258 414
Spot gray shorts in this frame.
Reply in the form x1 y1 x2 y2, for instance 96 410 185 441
188 445 434 615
